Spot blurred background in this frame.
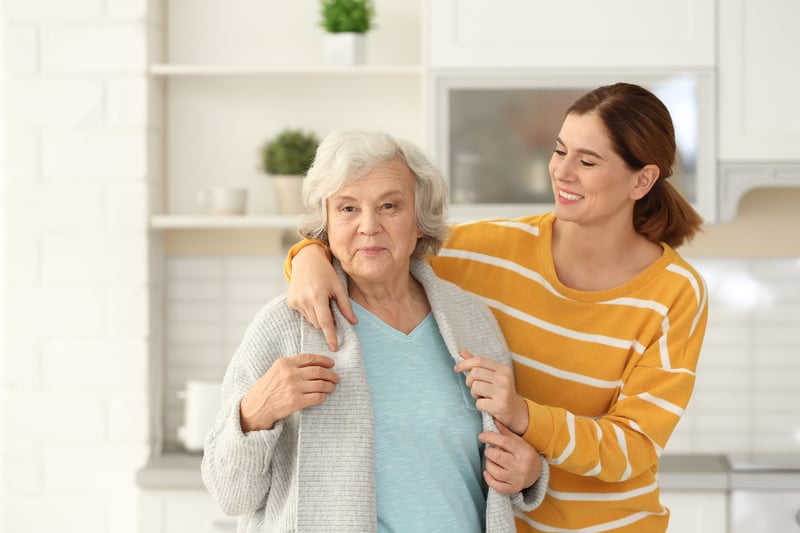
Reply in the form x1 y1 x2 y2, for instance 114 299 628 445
2 1 799 532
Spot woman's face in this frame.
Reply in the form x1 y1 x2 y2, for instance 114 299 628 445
326 158 422 284
548 112 646 227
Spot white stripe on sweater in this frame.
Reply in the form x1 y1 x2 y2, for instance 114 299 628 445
514 507 668 532
547 480 659 501
511 352 620 389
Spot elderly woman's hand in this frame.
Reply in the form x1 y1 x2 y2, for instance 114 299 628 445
239 353 340 432
454 350 530 435
480 419 542 494
287 244 356 351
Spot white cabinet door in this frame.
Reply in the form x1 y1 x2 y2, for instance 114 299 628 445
427 0 715 69
139 489 237 533
731 491 800 533
662 491 727 533
719 0 800 161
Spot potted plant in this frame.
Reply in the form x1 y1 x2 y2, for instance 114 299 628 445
319 0 375 65
260 129 319 215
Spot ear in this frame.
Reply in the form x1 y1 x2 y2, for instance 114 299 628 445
630 164 660 200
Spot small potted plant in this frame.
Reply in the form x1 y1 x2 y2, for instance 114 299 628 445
260 129 319 215
319 0 375 65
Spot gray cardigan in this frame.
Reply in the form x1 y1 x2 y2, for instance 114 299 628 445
202 259 548 532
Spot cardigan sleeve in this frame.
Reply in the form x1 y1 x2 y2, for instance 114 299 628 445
201 299 302 515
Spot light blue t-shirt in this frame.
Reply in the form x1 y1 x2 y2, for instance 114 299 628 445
351 299 486 533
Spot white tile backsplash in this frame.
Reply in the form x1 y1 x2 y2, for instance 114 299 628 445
162 255 286 451
670 257 800 454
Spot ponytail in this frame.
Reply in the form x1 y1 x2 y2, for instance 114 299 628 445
634 179 703 248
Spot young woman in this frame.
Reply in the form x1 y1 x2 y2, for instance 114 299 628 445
286 83 708 532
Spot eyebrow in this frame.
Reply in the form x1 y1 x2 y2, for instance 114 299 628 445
555 136 606 161
330 189 405 203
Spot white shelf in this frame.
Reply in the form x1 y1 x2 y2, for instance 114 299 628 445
150 214 300 230
149 64 423 77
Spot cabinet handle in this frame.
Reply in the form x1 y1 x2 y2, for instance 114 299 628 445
211 518 237 531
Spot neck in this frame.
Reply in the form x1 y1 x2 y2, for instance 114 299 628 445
552 218 662 291
348 273 431 334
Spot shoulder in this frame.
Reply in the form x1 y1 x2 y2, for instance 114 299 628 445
240 295 304 352
662 248 708 309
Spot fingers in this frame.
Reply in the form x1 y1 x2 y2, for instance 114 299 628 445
454 350 498 373
484 469 515 495
315 312 339 352
293 352 336 369
480 425 542 492
332 288 358 325
494 418 513 435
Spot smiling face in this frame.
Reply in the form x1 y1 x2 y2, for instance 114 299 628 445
326 158 422 286
549 112 658 229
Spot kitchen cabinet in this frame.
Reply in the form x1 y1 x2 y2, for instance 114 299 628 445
424 1 718 221
718 0 800 161
139 489 236 533
731 490 800 532
662 491 728 533
716 0 800 222
427 0 715 69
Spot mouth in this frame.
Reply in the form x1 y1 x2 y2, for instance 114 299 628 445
357 246 385 254
558 189 584 202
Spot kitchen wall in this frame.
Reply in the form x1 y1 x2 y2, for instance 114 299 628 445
2 1 151 532
2 4 800 533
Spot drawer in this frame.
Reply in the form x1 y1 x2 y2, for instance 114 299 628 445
731 490 800 532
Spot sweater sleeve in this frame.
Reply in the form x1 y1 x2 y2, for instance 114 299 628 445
521 280 708 482
201 299 301 515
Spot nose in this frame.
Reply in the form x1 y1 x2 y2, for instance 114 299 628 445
357 209 382 234
550 154 576 183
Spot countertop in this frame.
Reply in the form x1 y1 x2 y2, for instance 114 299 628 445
138 452 765 492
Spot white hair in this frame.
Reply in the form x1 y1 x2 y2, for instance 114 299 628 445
298 129 449 259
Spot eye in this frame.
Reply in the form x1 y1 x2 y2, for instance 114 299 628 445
553 148 566 157
380 202 396 210
579 160 596 168
341 205 356 213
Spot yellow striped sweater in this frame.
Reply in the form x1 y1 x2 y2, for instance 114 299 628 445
429 213 708 533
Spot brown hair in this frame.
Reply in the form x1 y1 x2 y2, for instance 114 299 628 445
566 82 703 248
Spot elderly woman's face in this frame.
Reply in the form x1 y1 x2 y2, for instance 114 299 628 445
326 158 422 283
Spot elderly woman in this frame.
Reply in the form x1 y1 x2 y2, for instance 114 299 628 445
202 130 548 532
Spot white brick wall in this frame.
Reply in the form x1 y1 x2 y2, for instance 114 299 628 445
2 0 153 532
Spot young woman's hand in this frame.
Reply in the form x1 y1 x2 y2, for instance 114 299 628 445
455 349 530 435
239 353 339 432
480 419 542 494
287 244 356 350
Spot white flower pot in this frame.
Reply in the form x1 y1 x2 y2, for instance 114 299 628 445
323 32 366 65
272 174 305 215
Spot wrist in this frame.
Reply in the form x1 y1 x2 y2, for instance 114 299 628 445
239 398 274 433
510 396 530 435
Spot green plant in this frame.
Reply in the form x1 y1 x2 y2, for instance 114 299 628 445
260 129 319 176
319 0 375 33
